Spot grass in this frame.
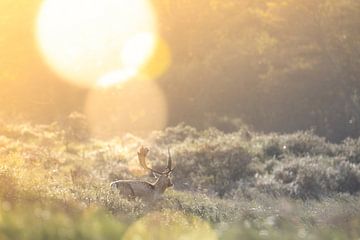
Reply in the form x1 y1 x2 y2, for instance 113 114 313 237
0 119 360 239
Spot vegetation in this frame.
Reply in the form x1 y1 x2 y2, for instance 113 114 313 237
1 0 360 141
1 0 360 239
1 120 360 239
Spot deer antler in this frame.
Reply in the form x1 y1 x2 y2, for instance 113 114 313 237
138 146 175 174
165 148 175 174
138 146 163 174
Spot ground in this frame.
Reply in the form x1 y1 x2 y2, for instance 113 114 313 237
0 121 360 239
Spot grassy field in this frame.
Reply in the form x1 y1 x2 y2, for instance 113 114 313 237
0 118 360 239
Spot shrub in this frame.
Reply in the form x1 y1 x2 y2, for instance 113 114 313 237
281 131 336 157
340 138 360 164
0 170 18 201
333 161 360 193
269 156 360 199
261 137 284 159
172 142 252 197
63 112 90 146
148 123 200 146
253 131 336 159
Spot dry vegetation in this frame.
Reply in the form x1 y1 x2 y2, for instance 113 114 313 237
0 116 360 239
1 0 360 239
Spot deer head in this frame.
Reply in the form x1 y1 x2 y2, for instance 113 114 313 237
138 146 175 192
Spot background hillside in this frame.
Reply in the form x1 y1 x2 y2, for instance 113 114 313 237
1 0 360 141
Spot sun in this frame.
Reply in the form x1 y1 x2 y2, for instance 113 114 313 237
97 32 156 87
36 0 157 88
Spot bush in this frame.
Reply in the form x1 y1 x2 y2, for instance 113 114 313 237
333 161 360 193
1 122 360 239
148 123 200 146
340 138 360 164
166 138 252 196
281 131 336 157
254 131 336 160
63 112 90 145
269 156 360 199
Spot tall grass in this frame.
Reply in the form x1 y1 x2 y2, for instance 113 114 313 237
0 119 360 239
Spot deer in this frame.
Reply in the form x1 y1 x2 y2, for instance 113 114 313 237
110 146 175 201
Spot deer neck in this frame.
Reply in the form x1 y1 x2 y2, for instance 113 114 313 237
153 178 167 193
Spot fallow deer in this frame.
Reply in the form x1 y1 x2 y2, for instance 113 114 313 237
110 146 175 200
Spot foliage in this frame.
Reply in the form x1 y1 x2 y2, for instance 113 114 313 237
154 0 360 142
1 0 360 141
0 202 126 240
63 112 90 147
1 122 360 239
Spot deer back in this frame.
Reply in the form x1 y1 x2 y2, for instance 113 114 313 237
111 179 155 199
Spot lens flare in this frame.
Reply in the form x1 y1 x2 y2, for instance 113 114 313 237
122 32 156 69
139 37 171 81
97 69 137 88
36 0 157 88
85 77 167 138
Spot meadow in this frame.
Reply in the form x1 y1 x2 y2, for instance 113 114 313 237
1 0 360 239
1 114 360 240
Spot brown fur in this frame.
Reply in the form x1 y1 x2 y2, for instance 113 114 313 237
111 146 174 201
110 174 173 201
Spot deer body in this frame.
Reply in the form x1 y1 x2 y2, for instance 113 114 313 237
110 147 174 200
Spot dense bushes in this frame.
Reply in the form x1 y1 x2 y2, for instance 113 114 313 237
254 131 337 160
1 122 360 239
339 138 360 164
174 143 252 196
253 156 360 199
145 125 360 199
1 122 360 199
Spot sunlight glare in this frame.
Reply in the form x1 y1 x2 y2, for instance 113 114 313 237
85 77 167 138
97 69 137 88
97 32 156 87
139 37 171 81
36 0 157 88
122 32 156 69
